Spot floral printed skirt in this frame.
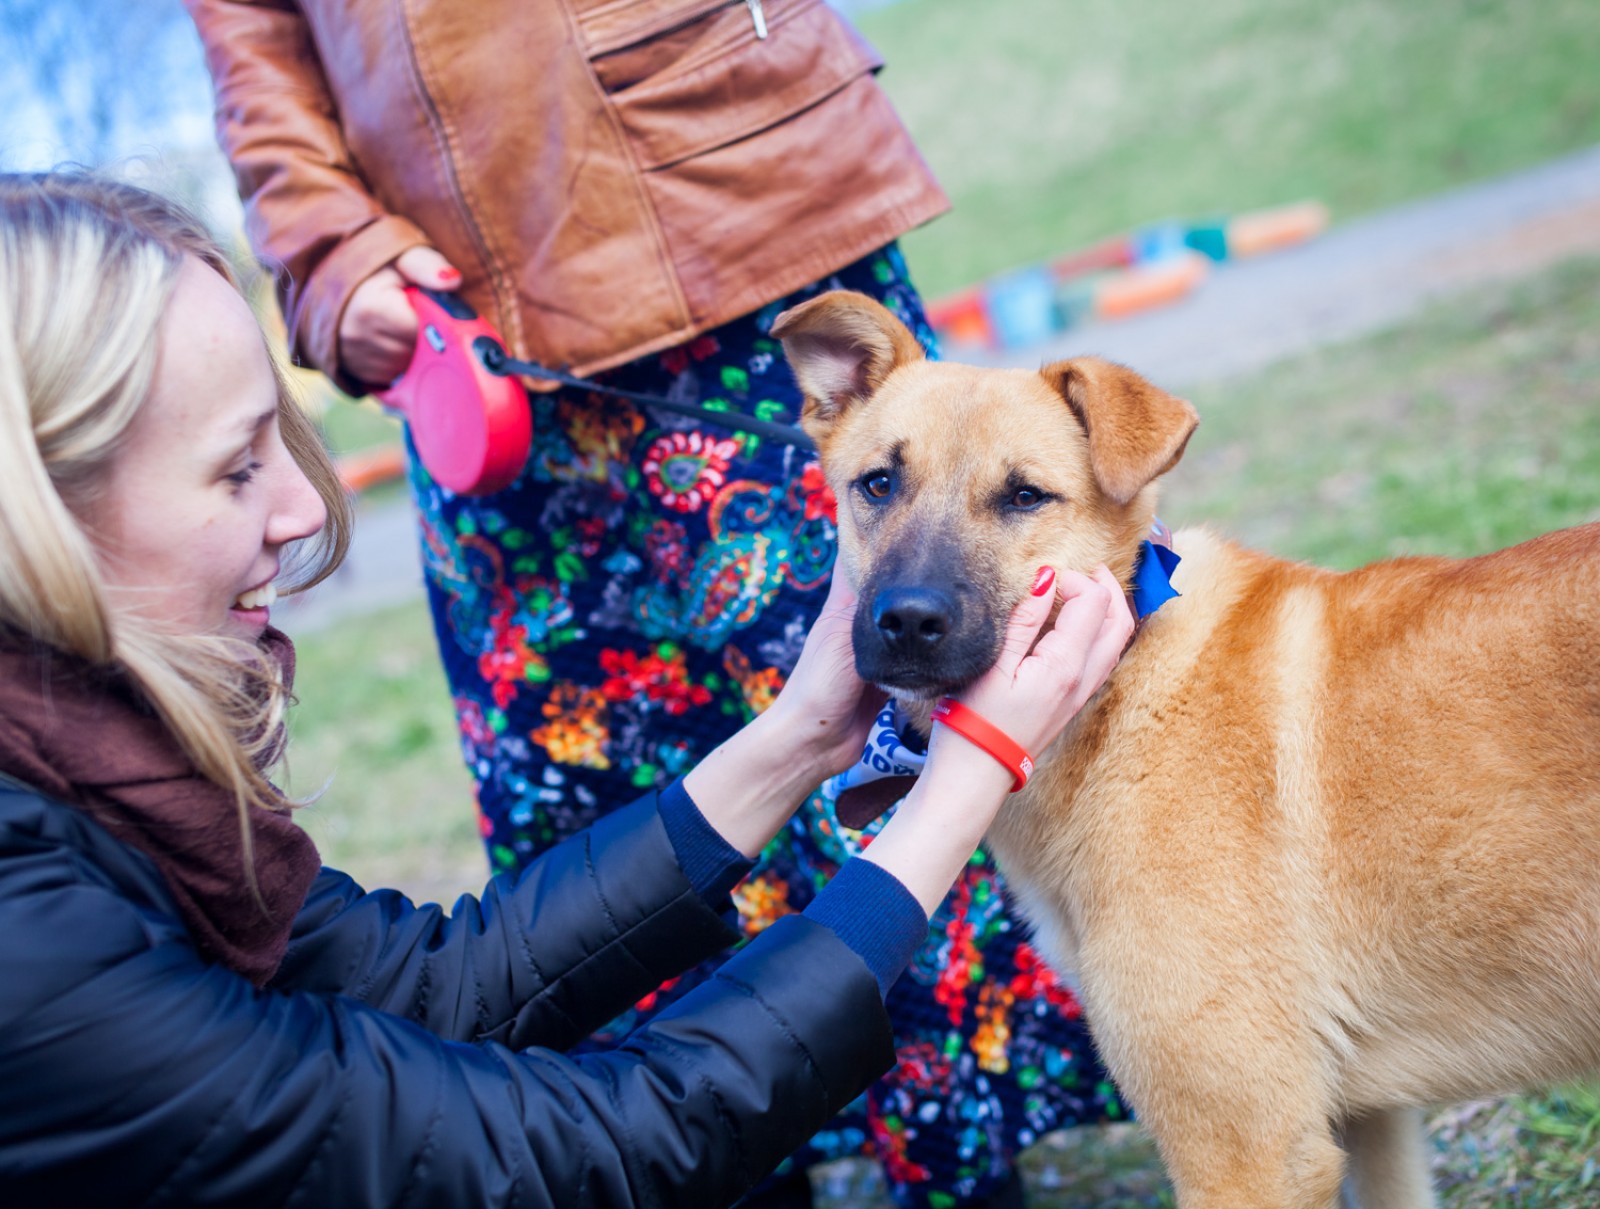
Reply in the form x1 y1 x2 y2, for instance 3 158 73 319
406 245 1125 1207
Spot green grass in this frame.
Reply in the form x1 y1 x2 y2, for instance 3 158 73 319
1431 1087 1600 1209
1164 254 1600 565
316 391 402 458
288 253 1600 1204
855 0 1600 296
284 598 483 902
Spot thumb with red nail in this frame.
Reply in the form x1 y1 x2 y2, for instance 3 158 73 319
393 245 461 292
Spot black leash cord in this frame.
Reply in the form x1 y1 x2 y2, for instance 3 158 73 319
476 339 817 453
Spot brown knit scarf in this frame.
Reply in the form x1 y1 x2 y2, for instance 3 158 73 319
0 627 320 985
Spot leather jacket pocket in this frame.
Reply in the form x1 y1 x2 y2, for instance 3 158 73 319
599 0 883 170
576 0 735 57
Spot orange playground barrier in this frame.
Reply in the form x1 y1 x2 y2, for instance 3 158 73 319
1227 200 1330 258
1093 251 1210 321
923 199 1330 353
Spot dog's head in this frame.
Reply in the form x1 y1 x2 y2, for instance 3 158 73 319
774 290 1198 699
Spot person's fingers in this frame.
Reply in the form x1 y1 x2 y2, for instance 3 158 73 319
816 566 859 627
345 264 405 316
395 245 462 290
764 569 879 774
785 569 859 688
1094 563 1136 644
1058 566 1134 712
338 265 421 384
986 564 1059 678
1022 568 1113 681
368 277 420 337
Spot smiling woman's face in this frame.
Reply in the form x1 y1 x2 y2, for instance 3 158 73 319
83 257 327 641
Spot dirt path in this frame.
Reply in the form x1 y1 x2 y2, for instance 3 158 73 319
966 141 1600 389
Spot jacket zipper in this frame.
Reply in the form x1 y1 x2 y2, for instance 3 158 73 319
745 0 768 39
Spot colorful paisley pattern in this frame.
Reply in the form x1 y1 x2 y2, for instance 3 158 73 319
406 246 1125 1206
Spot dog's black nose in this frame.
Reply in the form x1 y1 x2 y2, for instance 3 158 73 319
873 587 952 654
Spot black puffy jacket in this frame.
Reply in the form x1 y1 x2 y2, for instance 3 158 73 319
0 779 895 1206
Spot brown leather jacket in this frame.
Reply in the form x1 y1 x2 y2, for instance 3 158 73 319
185 0 948 393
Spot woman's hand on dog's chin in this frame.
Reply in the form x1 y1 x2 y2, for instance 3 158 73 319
682 571 882 860
861 565 1134 915
756 570 886 774
957 564 1132 760
683 566 1130 879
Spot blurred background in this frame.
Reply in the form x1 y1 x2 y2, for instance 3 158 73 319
4 2 1599 1204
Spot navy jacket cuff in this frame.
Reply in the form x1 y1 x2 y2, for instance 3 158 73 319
658 778 755 904
803 858 928 997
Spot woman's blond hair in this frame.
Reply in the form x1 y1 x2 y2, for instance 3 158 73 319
0 171 352 858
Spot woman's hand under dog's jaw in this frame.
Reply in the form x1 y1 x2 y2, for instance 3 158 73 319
686 563 1133 913
957 564 1131 766
757 572 888 774
860 564 1133 915
683 572 883 859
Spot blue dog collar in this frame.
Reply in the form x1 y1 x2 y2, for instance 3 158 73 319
1130 533 1182 619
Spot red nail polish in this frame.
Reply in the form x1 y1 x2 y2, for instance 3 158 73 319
1030 566 1055 596
438 267 461 283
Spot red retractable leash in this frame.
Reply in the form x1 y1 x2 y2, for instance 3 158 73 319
375 289 530 495
377 287 814 496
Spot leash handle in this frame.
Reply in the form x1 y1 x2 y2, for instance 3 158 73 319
379 288 816 490
376 288 532 495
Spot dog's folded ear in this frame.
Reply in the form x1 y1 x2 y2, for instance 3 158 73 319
771 290 925 428
1042 359 1200 506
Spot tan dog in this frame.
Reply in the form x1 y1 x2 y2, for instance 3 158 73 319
772 290 1600 1209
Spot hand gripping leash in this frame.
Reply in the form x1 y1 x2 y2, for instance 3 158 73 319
377 288 814 496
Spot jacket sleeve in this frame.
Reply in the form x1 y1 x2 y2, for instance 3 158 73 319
270 795 742 1052
182 0 428 389
0 832 895 1208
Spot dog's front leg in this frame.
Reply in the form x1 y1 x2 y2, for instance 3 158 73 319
1141 1095 1347 1208
1134 1074 1347 1209
1087 974 1349 1209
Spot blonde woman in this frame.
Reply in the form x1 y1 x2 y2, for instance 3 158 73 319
0 172 1133 1208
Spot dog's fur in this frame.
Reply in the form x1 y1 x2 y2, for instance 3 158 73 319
773 291 1600 1209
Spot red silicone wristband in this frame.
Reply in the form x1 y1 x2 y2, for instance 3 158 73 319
931 698 1034 792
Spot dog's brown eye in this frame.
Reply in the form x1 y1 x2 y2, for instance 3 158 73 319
863 472 894 500
1011 487 1044 509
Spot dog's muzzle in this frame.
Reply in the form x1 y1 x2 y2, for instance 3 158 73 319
854 581 997 696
